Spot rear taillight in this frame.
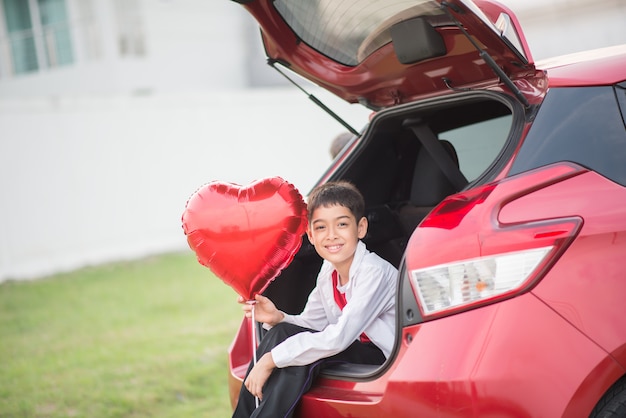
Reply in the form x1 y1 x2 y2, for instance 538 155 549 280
406 163 585 320
412 246 551 317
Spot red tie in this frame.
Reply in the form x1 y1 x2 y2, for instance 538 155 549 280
332 271 370 343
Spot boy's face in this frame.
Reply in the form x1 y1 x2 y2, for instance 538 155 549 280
306 204 367 272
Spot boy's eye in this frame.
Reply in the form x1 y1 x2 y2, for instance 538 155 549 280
314 225 325 231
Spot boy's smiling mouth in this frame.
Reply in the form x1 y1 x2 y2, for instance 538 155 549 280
326 244 343 252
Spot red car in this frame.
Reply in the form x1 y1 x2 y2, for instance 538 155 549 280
227 0 626 416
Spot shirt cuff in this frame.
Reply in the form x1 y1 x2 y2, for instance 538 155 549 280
270 343 291 368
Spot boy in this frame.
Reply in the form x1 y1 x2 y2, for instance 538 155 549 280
232 181 398 418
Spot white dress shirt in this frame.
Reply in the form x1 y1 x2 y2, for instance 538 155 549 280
270 241 398 368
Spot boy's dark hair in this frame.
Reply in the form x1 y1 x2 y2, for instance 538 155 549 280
307 181 365 222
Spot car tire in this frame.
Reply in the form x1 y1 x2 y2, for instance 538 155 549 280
590 377 626 418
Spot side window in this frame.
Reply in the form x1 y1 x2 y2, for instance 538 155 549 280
440 115 512 182
510 86 626 186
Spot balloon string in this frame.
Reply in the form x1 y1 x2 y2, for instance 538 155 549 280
248 300 260 408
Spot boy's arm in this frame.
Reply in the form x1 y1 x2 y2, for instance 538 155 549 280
244 352 276 401
272 262 397 368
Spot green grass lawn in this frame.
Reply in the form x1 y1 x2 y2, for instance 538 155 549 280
0 252 242 418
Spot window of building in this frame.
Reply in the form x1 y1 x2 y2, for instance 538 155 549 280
113 0 145 57
1 0 73 76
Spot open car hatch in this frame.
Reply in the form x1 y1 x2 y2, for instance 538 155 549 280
234 0 536 108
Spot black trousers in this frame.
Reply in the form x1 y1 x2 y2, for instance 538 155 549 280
232 322 385 418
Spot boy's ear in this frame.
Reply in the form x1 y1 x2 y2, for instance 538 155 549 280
306 225 314 243
357 216 368 239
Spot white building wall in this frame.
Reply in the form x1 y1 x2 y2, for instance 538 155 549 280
0 0 625 282
0 89 369 281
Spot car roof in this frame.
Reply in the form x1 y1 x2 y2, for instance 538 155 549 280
537 44 626 87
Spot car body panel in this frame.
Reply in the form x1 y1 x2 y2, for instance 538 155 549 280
391 163 626 414
537 44 626 87
385 295 620 417
500 170 626 368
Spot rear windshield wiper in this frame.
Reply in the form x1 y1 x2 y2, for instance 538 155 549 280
268 59 360 136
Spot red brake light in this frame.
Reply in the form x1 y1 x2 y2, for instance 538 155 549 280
420 184 495 229
406 163 586 320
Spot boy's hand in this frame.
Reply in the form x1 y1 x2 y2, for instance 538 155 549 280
237 294 284 326
244 352 276 401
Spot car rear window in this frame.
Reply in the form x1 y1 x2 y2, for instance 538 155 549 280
509 86 626 186
439 115 512 182
273 0 443 66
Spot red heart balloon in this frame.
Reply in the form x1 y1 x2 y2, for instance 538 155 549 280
181 177 308 300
